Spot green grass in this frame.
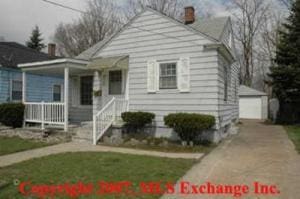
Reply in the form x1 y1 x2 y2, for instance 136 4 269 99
101 143 216 154
0 152 195 198
285 126 300 153
0 136 51 156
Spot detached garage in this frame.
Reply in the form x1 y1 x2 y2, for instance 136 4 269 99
239 85 268 120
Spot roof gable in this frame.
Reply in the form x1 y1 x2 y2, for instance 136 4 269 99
77 7 221 60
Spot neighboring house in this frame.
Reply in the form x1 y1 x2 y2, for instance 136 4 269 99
18 7 239 143
239 85 268 120
0 42 63 103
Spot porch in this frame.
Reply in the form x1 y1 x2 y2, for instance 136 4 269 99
19 58 92 132
19 56 130 145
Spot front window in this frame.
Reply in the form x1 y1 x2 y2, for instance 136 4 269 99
159 63 177 89
109 70 122 95
80 76 93 105
11 80 22 101
53 85 62 102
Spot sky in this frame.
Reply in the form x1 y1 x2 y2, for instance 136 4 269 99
0 0 86 44
0 0 286 46
0 0 231 46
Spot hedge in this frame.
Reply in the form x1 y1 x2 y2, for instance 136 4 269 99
121 111 155 133
164 113 215 142
0 103 25 128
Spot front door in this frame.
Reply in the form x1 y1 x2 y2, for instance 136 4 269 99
80 76 93 106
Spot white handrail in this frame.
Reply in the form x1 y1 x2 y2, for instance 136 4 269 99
93 97 128 145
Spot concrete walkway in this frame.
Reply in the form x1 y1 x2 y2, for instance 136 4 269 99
0 142 203 167
162 120 300 199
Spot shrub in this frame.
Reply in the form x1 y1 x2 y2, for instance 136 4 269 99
0 103 25 128
164 113 215 142
121 111 155 133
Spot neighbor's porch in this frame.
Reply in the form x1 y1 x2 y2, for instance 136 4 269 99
19 58 92 132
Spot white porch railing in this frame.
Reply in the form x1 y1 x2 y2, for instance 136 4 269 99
24 102 65 129
93 97 128 145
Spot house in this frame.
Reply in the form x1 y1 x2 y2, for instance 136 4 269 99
239 85 268 120
18 7 239 144
0 42 63 103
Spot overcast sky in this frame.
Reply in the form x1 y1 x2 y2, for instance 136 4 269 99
0 0 233 45
0 0 285 46
0 0 86 44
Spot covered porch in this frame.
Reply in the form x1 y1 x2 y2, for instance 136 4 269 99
19 58 91 132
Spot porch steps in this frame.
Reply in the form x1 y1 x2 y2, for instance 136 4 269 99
72 122 93 143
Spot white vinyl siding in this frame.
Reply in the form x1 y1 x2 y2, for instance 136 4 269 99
94 10 232 127
218 53 239 128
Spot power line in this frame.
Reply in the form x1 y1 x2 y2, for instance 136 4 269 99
42 0 87 14
41 0 212 49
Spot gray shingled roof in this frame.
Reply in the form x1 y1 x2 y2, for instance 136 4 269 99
0 42 57 68
76 10 229 61
188 17 229 41
239 85 267 96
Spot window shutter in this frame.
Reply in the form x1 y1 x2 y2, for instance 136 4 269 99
147 60 157 93
178 57 190 92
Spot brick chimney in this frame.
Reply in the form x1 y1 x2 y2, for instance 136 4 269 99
184 6 195 24
48 43 56 57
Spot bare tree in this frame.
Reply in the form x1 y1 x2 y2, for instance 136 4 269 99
54 0 122 57
126 0 184 19
278 0 294 8
228 0 271 86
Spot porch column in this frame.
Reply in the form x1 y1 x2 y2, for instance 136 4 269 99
22 71 26 127
93 71 101 116
22 71 26 103
64 67 69 132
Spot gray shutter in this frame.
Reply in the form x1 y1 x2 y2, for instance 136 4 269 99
178 57 190 92
147 60 157 93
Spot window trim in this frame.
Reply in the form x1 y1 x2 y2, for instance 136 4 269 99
10 79 22 102
52 84 62 102
108 70 123 95
159 62 178 90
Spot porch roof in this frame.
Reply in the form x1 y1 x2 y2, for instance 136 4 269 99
18 58 91 76
87 55 129 70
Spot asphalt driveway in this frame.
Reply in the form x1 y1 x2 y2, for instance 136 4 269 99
162 120 300 198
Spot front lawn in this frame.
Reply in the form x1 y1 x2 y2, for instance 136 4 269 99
0 136 51 156
285 126 300 153
0 152 195 198
101 142 216 154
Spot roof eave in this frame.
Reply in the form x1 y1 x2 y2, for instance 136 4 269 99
18 58 89 68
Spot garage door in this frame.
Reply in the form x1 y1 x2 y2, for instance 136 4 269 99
239 97 262 119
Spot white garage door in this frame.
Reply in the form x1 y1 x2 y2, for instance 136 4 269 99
239 97 262 119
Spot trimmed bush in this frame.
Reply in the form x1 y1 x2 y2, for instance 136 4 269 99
121 111 155 133
164 113 215 142
0 103 25 128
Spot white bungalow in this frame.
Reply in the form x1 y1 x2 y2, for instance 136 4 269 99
18 7 239 144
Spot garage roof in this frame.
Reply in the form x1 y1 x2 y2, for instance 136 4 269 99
239 85 267 96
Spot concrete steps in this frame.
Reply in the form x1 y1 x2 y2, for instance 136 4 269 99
72 122 93 143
